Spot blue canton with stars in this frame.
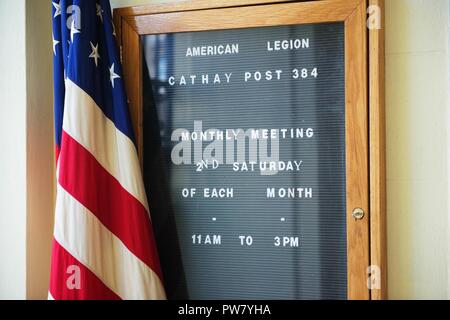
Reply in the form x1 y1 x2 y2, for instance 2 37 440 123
52 0 136 150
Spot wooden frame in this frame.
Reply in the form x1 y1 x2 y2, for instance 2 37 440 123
368 0 386 300
114 0 386 300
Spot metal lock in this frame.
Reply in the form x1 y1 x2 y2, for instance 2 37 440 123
352 208 365 220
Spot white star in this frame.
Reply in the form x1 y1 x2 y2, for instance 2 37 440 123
52 1 61 18
96 4 104 23
89 42 100 67
52 32 60 55
109 63 120 88
70 19 80 43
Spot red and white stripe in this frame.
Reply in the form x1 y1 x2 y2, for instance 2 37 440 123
49 79 166 300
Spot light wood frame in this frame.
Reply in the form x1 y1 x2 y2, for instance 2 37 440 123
114 0 386 300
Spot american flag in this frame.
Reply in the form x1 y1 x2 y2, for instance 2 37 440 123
49 0 166 300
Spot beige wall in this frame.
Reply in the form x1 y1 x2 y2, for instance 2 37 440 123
0 0 54 299
0 0 27 300
25 0 54 300
385 0 449 299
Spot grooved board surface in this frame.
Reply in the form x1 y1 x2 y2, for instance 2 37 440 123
142 23 347 299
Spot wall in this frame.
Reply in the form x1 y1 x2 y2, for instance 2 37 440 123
0 0 27 300
111 0 450 299
25 0 54 300
385 0 449 299
0 0 54 299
